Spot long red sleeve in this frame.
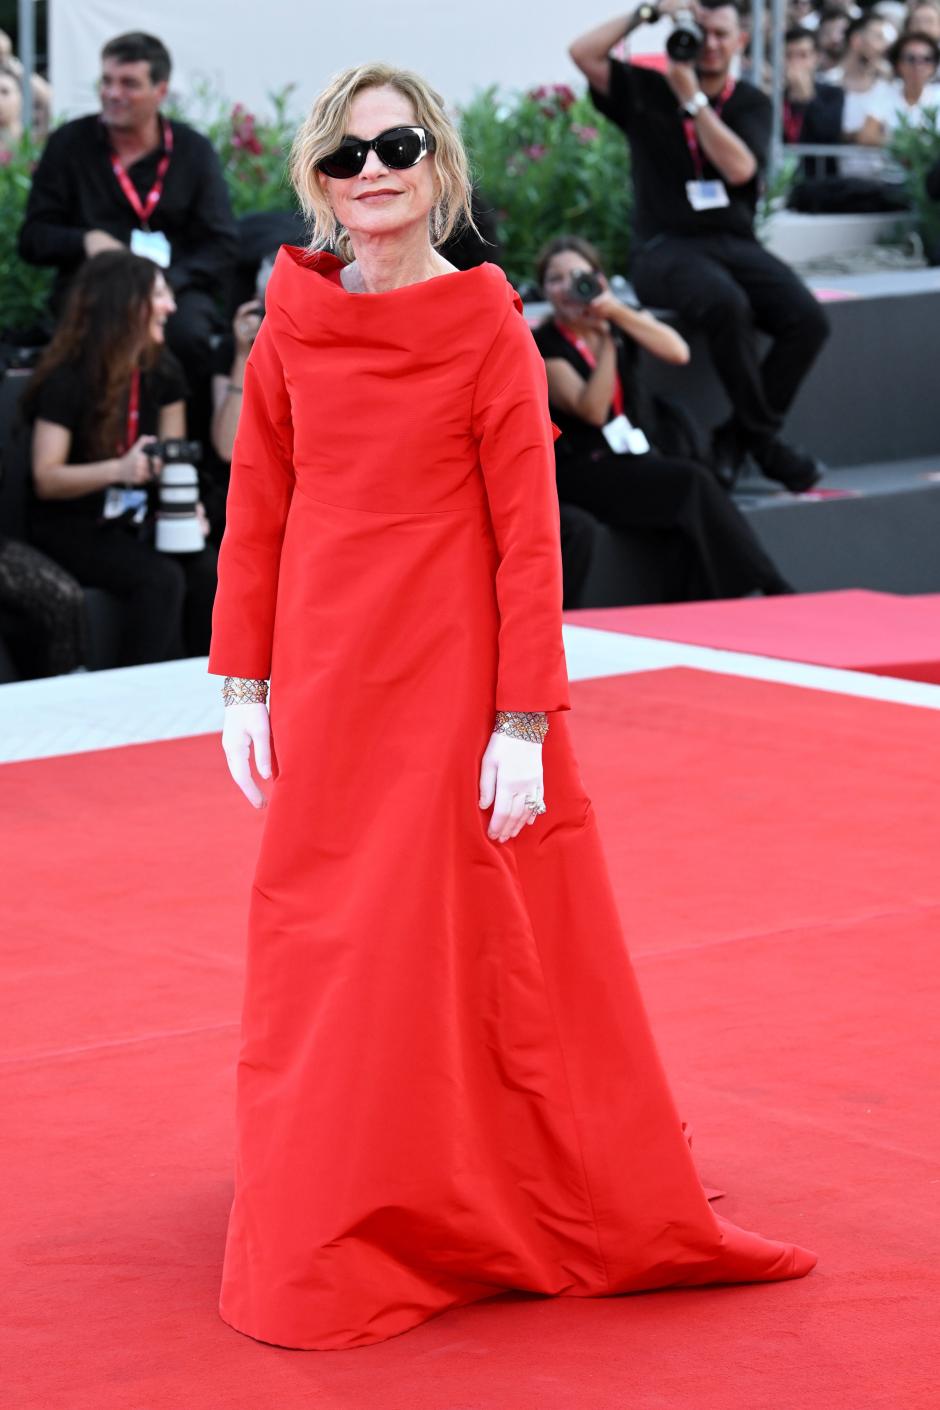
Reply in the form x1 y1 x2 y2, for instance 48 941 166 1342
207 320 294 680
472 302 570 714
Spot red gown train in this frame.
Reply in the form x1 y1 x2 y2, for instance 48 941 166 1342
208 247 815 1351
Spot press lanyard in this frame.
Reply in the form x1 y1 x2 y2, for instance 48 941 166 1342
109 117 174 229
555 323 624 417
119 368 141 454
683 78 735 180
782 100 805 145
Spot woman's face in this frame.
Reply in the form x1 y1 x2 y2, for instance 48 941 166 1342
147 272 176 346
542 249 601 323
0 73 21 128
317 85 437 247
896 38 937 90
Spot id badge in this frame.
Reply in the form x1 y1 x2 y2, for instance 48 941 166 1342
686 179 730 211
602 413 650 457
103 486 149 523
130 227 172 268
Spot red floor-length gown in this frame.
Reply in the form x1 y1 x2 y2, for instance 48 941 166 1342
208 246 815 1351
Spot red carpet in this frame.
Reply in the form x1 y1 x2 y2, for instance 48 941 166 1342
568 589 940 683
3 667 939 1408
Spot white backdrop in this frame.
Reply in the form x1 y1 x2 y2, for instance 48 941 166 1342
50 0 666 121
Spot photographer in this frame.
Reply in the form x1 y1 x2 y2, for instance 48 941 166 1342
24 250 217 665
570 0 830 492
535 236 792 602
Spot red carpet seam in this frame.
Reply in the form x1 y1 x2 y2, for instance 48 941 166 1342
0 1019 238 1068
678 1079 935 1161
631 901 940 962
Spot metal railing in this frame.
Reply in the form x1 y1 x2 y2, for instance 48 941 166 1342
18 0 35 130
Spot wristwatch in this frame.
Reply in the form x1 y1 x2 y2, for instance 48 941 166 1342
636 3 658 21
682 90 709 117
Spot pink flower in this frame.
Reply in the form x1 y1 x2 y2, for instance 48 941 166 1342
0 147 13 166
572 123 599 144
553 83 576 111
524 143 547 161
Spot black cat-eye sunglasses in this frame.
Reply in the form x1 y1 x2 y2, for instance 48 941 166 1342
317 126 437 179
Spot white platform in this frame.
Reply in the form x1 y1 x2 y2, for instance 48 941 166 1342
762 209 913 266
3 623 940 766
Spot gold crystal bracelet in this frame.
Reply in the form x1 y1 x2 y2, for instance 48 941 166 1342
222 676 269 707
494 710 549 744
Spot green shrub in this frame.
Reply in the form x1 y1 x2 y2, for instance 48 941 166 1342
458 84 633 287
0 135 55 340
889 108 940 260
168 81 299 218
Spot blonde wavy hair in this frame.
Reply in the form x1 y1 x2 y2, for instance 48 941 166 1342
289 62 476 261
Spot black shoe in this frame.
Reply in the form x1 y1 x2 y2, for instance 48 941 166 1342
754 439 823 494
709 421 745 491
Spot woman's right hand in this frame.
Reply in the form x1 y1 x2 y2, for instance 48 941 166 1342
115 435 159 485
233 300 263 356
222 702 271 808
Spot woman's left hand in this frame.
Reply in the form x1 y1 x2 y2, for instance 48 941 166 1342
479 732 545 843
196 499 211 539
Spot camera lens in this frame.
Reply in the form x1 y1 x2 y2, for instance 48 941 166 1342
666 11 703 61
571 272 602 302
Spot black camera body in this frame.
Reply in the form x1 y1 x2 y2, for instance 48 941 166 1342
143 438 202 464
665 9 704 62
569 271 603 304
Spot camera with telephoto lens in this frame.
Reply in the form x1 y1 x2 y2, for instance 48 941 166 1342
569 271 604 304
143 438 202 466
665 8 704 62
143 439 205 554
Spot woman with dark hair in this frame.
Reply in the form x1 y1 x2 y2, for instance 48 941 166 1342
25 249 217 665
858 29 940 141
534 235 792 603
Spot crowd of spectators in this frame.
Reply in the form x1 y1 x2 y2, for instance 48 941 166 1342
781 2 940 206
0 7 938 679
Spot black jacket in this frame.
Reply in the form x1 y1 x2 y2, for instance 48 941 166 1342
19 114 237 308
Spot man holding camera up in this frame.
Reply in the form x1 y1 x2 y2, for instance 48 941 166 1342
570 1 830 491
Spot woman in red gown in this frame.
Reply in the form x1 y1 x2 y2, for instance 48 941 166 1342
208 62 816 1352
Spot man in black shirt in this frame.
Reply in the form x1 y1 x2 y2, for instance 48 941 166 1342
784 26 844 152
19 31 237 383
570 0 830 491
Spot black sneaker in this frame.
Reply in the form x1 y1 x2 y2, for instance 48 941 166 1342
755 439 823 494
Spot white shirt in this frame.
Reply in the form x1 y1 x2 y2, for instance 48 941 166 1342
842 79 895 135
866 79 940 134
840 80 896 177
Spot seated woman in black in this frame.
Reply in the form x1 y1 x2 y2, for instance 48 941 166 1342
24 250 217 666
534 236 792 604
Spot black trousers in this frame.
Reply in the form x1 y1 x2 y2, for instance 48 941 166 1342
559 502 597 608
32 521 217 666
556 449 790 601
631 233 830 451
165 287 220 384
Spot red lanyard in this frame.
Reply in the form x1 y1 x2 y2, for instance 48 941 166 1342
109 117 174 228
782 100 805 145
683 78 735 180
555 323 624 417
119 368 141 454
